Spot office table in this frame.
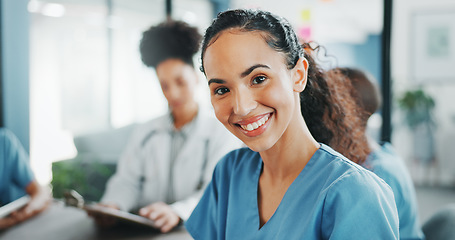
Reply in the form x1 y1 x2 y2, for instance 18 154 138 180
0 203 193 240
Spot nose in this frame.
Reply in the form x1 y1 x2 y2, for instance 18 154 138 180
233 88 256 116
166 85 180 102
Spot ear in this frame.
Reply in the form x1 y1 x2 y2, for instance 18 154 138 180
292 58 309 93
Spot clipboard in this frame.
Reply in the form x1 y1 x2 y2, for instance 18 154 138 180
0 196 31 218
64 190 158 228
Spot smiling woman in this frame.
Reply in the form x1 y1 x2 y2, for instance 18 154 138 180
205 30 302 152
185 9 399 239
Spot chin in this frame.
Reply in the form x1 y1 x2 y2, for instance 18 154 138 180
237 135 275 153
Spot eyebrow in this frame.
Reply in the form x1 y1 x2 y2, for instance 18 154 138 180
208 78 225 86
241 64 270 78
208 64 270 86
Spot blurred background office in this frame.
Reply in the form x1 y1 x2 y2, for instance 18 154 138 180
1 0 454 226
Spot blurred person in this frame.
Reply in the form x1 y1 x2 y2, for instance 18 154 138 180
91 20 241 233
422 203 455 240
320 67 424 240
185 9 398 239
0 128 51 230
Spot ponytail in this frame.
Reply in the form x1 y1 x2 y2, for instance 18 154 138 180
300 43 370 164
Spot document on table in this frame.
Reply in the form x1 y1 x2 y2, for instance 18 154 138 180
84 204 158 228
64 189 158 229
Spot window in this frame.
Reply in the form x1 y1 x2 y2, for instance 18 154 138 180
29 0 212 184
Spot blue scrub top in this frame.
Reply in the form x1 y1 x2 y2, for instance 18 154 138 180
0 128 34 206
186 144 399 239
364 142 424 240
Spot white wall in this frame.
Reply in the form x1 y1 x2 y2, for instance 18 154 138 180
391 0 455 186
29 0 213 184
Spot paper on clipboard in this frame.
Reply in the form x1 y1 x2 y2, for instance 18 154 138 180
83 204 158 228
0 196 31 218
64 190 158 229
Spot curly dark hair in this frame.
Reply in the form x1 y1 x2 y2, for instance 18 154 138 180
200 9 369 164
139 20 202 68
334 67 382 125
323 68 371 164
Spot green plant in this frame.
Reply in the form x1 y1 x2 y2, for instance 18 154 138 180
51 157 115 202
397 88 435 129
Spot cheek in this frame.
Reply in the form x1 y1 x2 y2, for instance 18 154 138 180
212 98 230 124
180 83 195 99
182 86 192 97
262 82 294 110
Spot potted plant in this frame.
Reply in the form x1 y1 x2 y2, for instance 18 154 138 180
397 88 436 165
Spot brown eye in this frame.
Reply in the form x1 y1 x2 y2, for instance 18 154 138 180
252 76 266 85
214 87 229 96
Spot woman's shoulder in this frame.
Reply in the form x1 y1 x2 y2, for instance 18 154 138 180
315 144 393 194
316 147 400 239
316 144 366 173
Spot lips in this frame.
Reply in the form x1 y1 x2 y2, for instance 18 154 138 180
239 115 269 131
234 113 272 137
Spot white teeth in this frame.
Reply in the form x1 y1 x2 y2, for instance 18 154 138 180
240 115 269 131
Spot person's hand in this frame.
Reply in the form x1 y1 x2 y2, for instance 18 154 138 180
86 203 119 228
139 202 181 233
0 216 18 230
0 184 52 230
8 194 51 224
0 197 50 230
22 187 51 216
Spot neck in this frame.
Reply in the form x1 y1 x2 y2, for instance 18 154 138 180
259 111 319 181
172 102 198 130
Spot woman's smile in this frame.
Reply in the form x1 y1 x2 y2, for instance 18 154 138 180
204 30 301 152
234 113 273 137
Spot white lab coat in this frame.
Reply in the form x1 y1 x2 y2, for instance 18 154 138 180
101 108 241 220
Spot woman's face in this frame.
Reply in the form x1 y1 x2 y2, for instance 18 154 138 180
203 30 306 152
156 58 198 114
